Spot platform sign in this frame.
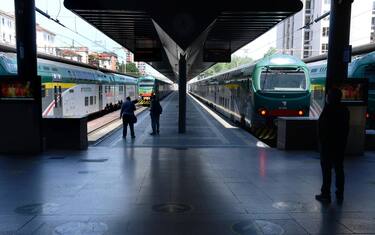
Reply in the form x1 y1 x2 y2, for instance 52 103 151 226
337 78 368 105
0 76 35 101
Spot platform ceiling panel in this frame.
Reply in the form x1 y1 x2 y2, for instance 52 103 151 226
64 0 303 80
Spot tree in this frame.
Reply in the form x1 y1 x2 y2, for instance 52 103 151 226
125 62 140 76
198 55 253 78
117 61 126 73
263 47 277 57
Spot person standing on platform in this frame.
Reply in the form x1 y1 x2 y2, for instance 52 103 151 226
120 96 136 138
149 95 162 135
316 88 350 203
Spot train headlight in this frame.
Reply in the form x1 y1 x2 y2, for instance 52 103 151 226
298 110 304 116
366 112 370 119
258 108 268 117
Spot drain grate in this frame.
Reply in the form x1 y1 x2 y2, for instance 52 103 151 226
152 203 192 214
79 159 108 163
15 203 59 215
49 157 66 160
232 220 285 235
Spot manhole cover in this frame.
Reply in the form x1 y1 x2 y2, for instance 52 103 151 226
232 220 285 235
15 203 59 215
49 157 66 160
53 222 108 235
152 203 192 213
79 159 108 163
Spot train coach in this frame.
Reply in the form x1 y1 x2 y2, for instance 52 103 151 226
308 51 375 128
189 54 311 140
138 75 173 105
0 52 138 118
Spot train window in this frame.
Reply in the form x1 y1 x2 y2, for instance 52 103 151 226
69 89 74 93
94 96 97 104
90 96 94 105
43 66 50 71
41 85 46 98
52 68 58 72
85 97 89 106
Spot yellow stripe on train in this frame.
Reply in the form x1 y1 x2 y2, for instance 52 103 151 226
43 83 77 89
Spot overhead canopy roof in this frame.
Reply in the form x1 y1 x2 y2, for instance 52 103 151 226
64 0 303 81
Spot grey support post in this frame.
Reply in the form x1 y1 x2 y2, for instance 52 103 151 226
15 0 38 80
326 0 365 155
178 54 187 134
325 0 353 90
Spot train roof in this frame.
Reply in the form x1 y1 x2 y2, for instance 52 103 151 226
138 75 173 84
0 43 138 79
191 54 307 84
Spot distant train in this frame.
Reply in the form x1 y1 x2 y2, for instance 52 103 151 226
0 52 139 118
189 54 311 140
137 75 173 105
308 51 375 128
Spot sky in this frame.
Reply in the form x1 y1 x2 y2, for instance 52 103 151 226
0 0 277 74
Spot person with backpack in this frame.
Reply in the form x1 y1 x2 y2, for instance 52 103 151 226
149 95 162 135
120 96 137 138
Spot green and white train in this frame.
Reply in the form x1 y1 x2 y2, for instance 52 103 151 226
137 75 173 105
189 54 311 140
0 52 138 117
308 51 375 128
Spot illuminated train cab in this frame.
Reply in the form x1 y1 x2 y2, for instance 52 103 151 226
308 51 375 129
188 54 311 140
137 75 173 105
0 52 138 118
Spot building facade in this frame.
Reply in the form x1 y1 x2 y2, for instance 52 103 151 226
0 10 15 45
0 10 56 56
276 0 374 59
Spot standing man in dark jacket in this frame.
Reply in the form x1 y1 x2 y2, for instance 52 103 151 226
149 95 162 135
316 88 350 203
120 96 136 138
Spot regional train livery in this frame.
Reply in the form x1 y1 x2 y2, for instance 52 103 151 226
189 54 311 140
308 51 375 128
0 52 138 117
138 75 173 105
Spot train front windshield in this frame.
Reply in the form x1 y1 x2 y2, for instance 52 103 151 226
260 70 307 92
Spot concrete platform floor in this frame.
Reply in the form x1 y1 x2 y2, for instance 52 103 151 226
1 92 375 234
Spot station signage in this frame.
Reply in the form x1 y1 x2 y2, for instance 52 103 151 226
0 76 35 101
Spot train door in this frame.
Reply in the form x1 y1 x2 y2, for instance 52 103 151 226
54 85 63 117
99 85 103 110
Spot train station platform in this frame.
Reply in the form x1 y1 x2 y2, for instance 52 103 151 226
1 92 375 234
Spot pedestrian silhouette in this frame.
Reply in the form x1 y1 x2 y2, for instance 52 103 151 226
316 88 350 203
120 96 136 138
149 95 162 135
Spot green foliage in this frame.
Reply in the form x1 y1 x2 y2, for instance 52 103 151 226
117 61 126 73
125 62 140 76
199 55 253 78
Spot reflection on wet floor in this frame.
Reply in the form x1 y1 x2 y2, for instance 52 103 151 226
1 92 375 234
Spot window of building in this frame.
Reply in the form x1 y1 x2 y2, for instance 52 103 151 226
321 43 329 53
1 18 4 26
2 33 5 42
85 97 89 106
324 0 330 5
322 27 329 37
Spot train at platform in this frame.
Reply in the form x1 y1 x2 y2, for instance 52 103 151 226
188 54 311 140
0 51 140 118
308 51 375 128
137 75 173 105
